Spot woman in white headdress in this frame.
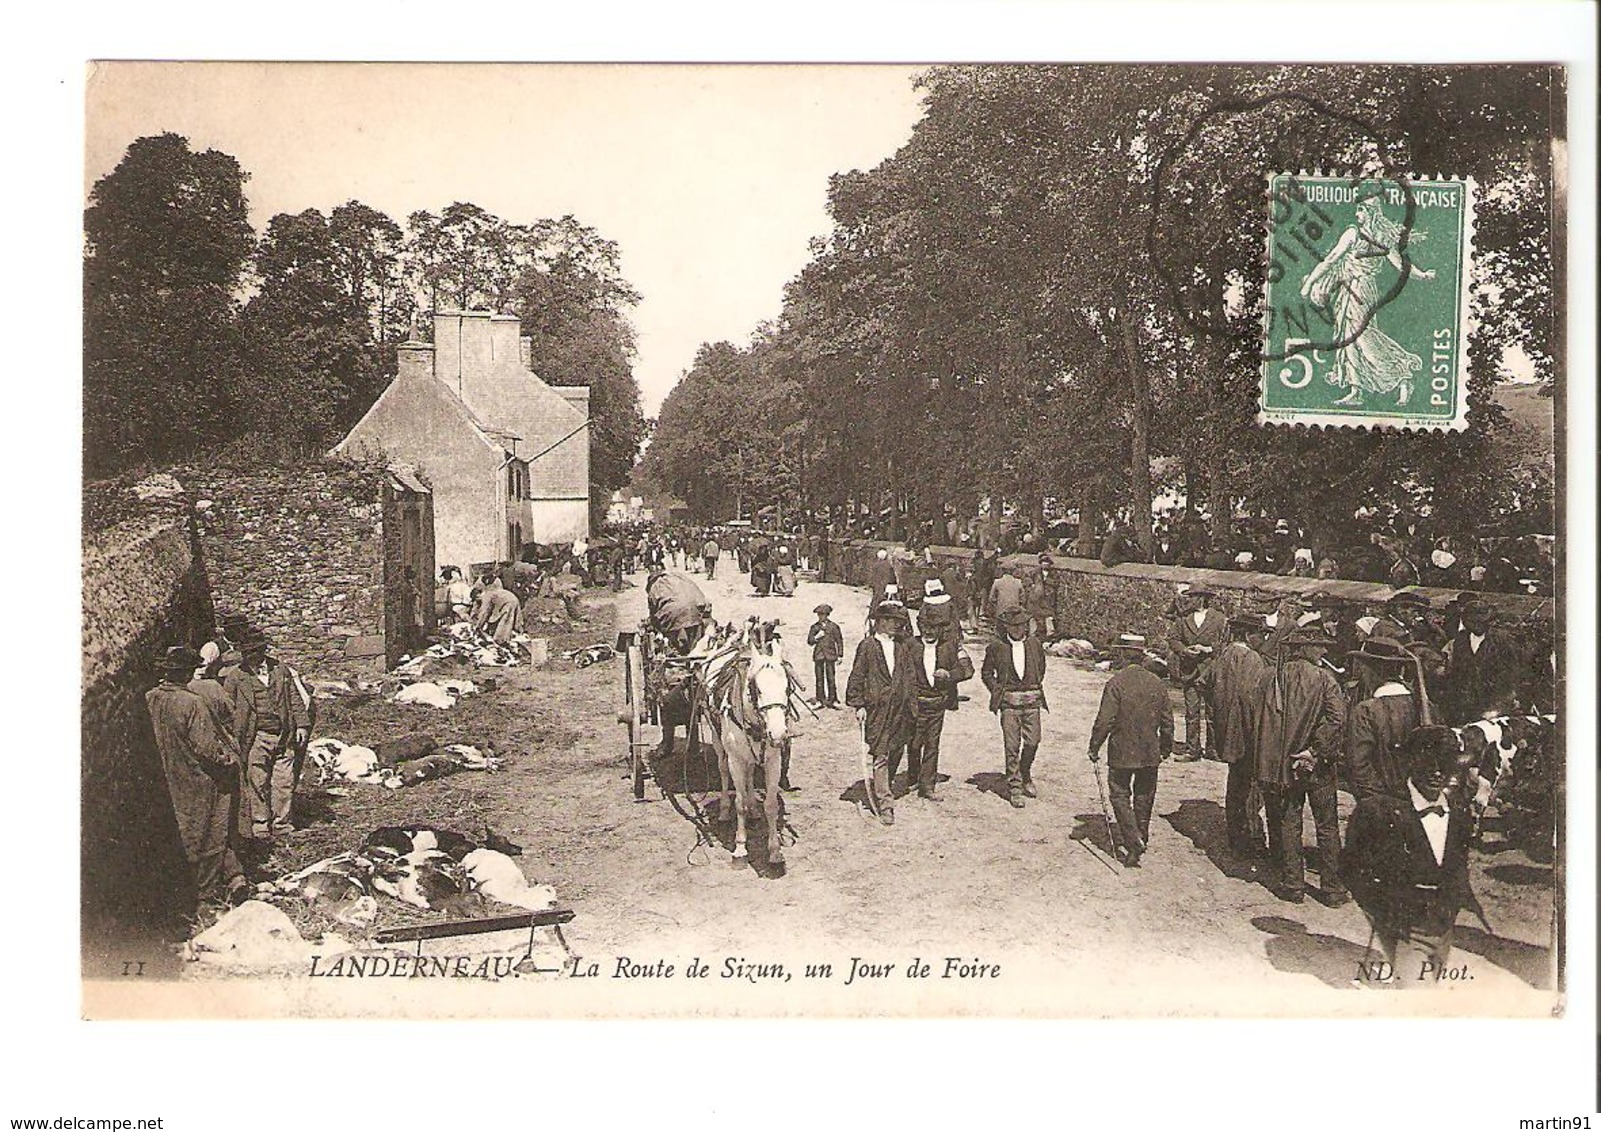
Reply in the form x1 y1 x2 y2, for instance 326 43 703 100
1300 194 1435 407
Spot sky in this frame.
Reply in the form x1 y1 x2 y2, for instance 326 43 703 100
84 62 927 414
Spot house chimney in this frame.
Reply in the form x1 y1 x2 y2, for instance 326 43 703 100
432 310 494 399
519 335 533 371
432 310 463 397
396 340 434 381
489 315 521 368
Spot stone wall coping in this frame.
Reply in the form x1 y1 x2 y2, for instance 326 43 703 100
829 538 1554 621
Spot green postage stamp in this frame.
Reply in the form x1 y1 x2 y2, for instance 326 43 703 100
1259 173 1475 431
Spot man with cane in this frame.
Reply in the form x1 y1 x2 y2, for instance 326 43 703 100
1088 635 1174 867
845 598 914 826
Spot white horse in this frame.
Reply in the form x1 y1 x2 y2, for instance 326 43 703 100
699 622 796 869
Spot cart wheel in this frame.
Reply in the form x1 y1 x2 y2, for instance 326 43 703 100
628 643 647 801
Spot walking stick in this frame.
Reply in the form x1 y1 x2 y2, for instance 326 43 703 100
1091 757 1125 862
858 714 882 820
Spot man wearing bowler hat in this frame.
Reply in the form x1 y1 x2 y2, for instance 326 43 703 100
1256 625 1350 905
904 589 969 801
981 606 1049 808
147 645 249 908
1171 584 1228 760
1344 725 1486 986
1088 635 1175 865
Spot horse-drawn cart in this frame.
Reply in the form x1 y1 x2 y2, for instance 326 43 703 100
616 608 803 871
614 621 714 802
614 626 654 801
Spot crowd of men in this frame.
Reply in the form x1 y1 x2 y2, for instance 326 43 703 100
143 614 316 916
829 557 1547 985
837 504 1553 597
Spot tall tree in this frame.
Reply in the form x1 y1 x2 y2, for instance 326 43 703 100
84 132 254 474
237 208 377 456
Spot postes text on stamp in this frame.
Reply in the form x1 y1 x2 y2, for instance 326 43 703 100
1259 173 1475 431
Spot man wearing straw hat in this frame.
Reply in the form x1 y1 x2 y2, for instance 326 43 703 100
1088 634 1174 866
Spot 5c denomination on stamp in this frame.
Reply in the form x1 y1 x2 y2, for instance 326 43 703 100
1259 173 1476 431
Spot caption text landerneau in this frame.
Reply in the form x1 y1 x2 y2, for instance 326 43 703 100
573 955 1001 986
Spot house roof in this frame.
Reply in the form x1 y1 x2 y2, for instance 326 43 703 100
388 464 431 494
333 360 513 462
463 356 588 495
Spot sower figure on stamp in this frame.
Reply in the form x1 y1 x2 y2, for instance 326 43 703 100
1210 613 1270 859
1344 725 1488 987
1088 636 1174 867
147 646 249 911
904 582 970 802
846 598 914 826
1170 584 1226 761
1256 626 1350 906
981 607 1049 809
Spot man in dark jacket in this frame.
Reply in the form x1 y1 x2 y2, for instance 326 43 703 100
1088 638 1175 866
222 630 312 849
1345 637 1431 802
971 548 998 626
1099 523 1141 568
1170 585 1228 761
149 646 248 906
806 603 844 708
903 606 966 801
981 607 1049 808
1442 597 1520 724
1345 725 1484 986
1256 627 1349 905
846 601 914 825
1209 613 1270 857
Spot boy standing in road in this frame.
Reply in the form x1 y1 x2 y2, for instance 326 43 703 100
807 603 844 708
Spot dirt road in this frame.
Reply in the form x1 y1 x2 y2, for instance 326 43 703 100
467 560 1559 1017
161 561 1554 1018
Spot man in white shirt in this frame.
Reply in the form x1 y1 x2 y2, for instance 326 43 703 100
845 602 914 825
1343 725 1486 986
903 609 965 801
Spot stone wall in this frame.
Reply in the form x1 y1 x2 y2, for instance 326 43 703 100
823 538 1556 650
183 461 398 675
81 482 214 972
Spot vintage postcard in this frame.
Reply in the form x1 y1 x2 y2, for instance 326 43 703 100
81 60 1567 1023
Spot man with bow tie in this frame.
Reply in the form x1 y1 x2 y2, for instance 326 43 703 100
1343 725 1486 986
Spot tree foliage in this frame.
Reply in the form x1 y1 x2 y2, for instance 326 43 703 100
642 64 1559 548
84 133 254 474
84 136 647 491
